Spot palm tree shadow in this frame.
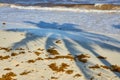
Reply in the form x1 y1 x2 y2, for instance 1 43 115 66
24 21 82 32
62 33 120 77
6 29 45 50
6 21 120 79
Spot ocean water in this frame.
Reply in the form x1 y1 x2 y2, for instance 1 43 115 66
0 0 120 5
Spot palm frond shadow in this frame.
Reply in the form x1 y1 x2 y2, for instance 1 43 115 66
61 33 120 78
6 29 45 50
6 21 120 79
24 21 82 32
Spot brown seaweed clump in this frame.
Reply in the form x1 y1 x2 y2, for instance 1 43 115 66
45 55 74 61
51 77 58 79
27 60 35 63
48 63 69 72
110 65 120 73
89 64 120 72
75 54 90 63
37 48 44 51
20 71 31 75
47 48 59 55
11 53 18 56
65 70 73 74
89 64 100 69
100 65 110 69
27 57 43 63
0 47 12 52
97 73 102 76
55 40 62 44
0 55 10 60
4 68 12 71
73 74 82 78
0 72 16 80
34 51 41 56
97 56 107 59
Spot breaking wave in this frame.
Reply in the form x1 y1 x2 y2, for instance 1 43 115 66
0 1 120 13
9 4 120 13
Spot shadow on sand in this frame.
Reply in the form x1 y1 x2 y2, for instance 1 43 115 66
6 21 120 79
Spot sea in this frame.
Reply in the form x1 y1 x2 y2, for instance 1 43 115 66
0 0 120 5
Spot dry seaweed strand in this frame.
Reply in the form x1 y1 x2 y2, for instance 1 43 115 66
45 55 74 61
55 40 62 44
73 74 82 78
97 56 107 59
19 51 25 54
15 64 19 67
97 73 102 76
48 63 69 72
34 51 41 56
37 48 44 51
47 48 59 55
11 53 18 56
4 68 12 71
51 77 58 79
27 57 43 63
110 65 120 73
27 60 35 63
100 65 110 69
75 54 90 63
0 55 10 60
65 70 73 74
0 47 12 52
0 72 16 80
89 64 100 69
20 71 31 75
15 48 25 50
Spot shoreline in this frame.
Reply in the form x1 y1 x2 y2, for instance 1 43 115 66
0 3 120 10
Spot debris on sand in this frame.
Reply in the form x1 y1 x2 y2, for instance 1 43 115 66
73 74 82 78
110 65 120 73
20 71 32 75
75 54 90 63
45 55 74 61
55 40 62 44
48 63 69 72
97 55 107 59
0 55 10 60
27 57 43 63
0 72 16 80
11 52 18 56
100 65 110 69
4 68 12 71
97 73 102 76
0 47 12 52
37 48 44 51
89 64 100 69
65 70 73 74
47 48 60 55
34 51 41 56
51 76 58 79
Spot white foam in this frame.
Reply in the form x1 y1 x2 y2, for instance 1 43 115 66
10 4 120 13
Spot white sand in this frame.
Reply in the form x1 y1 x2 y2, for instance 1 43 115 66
0 6 120 80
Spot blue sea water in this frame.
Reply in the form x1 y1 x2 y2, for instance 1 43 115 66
0 0 120 5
